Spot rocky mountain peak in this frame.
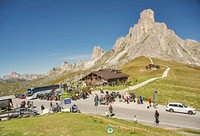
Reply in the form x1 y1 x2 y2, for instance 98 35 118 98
90 46 106 62
11 72 20 77
110 9 200 66
77 60 85 66
139 9 155 24
47 9 200 77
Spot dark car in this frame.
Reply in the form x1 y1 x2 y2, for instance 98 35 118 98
15 94 26 99
15 107 39 115
9 107 39 119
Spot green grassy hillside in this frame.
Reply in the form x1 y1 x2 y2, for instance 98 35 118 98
91 56 164 91
128 58 200 111
119 56 165 85
0 113 188 136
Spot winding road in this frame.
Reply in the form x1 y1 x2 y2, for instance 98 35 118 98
11 58 200 131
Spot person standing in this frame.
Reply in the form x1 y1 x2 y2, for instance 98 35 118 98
126 96 129 104
94 94 99 106
149 97 152 107
155 110 159 125
41 105 45 114
118 94 121 102
140 96 143 104
109 104 113 117
100 87 104 93
50 102 53 111
133 93 136 103
133 115 137 122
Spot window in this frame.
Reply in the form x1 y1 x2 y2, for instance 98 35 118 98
179 105 183 108
169 104 178 107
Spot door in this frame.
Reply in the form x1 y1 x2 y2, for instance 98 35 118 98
172 104 179 112
178 104 184 113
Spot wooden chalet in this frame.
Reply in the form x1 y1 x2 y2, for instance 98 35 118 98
145 64 160 70
81 69 129 87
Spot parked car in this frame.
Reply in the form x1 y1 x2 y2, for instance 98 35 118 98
9 107 39 119
0 99 13 110
15 94 26 99
166 103 196 115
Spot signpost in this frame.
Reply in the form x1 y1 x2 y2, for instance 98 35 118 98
107 127 114 134
64 99 71 104
153 90 158 107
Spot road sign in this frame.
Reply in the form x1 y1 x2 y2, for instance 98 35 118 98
107 127 114 134
64 99 71 104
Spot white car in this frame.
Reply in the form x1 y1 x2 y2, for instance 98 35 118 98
166 103 196 115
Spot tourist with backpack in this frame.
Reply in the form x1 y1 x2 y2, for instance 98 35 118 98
140 96 143 104
155 110 160 125
149 97 152 107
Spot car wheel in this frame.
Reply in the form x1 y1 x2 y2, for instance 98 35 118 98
188 111 193 115
169 109 174 112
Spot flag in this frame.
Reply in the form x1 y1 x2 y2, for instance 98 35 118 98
51 89 57 93
64 99 71 104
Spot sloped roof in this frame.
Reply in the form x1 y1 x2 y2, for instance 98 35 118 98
84 69 129 80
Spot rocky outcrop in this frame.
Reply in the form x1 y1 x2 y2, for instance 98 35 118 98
47 60 86 76
107 9 200 66
90 46 106 62
47 9 200 77
47 46 106 75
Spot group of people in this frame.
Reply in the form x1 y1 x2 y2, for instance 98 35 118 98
120 93 153 108
95 90 159 125
36 93 61 101
121 93 138 104
41 102 61 114
98 91 118 105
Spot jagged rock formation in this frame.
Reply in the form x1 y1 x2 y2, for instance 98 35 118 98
48 9 200 78
90 46 106 61
105 9 200 66
1 9 200 96
48 46 105 75
48 60 86 76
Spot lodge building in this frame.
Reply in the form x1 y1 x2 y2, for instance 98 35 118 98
145 64 160 70
81 69 129 87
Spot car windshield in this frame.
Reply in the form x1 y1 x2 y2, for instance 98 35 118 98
26 89 32 96
183 104 187 108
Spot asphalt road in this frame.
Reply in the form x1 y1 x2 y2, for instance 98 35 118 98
12 92 200 132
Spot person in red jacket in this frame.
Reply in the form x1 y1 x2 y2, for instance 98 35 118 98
126 96 129 104
149 97 152 107
20 101 26 108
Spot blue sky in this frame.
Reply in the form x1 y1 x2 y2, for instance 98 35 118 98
0 0 199 77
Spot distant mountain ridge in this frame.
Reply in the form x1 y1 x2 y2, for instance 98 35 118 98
48 9 200 76
1 72 43 83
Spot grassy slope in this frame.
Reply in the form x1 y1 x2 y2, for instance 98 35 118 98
45 71 82 86
93 56 165 91
129 58 200 111
119 56 165 85
0 113 183 136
